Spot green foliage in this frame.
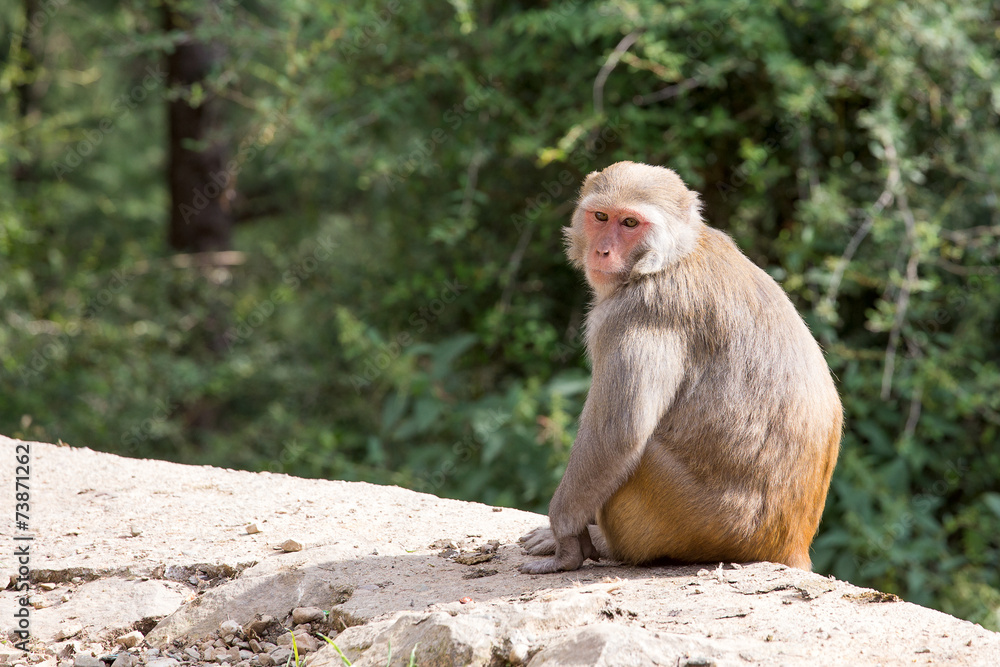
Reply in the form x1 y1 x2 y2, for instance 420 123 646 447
2 0 999 629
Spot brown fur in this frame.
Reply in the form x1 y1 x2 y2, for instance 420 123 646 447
520 162 842 574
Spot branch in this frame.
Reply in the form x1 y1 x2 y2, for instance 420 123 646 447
632 77 702 106
593 30 643 116
821 186 895 312
940 224 1000 243
458 150 486 221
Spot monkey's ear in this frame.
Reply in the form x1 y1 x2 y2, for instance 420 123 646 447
579 170 601 196
563 225 585 269
686 192 704 223
631 249 664 277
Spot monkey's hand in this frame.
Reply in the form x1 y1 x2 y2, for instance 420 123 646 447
519 526 557 555
519 529 597 574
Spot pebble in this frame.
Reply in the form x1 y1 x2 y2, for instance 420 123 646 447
239 650 254 660
291 607 325 625
296 634 319 653
203 647 218 661
39 582 58 591
228 646 241 661
257 656 275 667
56 624 84 641
73 656 103 667
110 653 133 667
184 648 200 660
270 648 292 664
117 631 143 649
220 620 242 636
259 642 277 652
0 572 12 589
278 539 303 553
509 644 530 664
246 524 261 535
145 649 160 657
129 525 143 537
145 659 179 667
248 640 262 654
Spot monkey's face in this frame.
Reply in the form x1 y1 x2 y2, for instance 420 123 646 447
577 202 663 290
564 162 703 300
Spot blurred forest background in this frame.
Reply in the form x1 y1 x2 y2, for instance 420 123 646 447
2 0 999 629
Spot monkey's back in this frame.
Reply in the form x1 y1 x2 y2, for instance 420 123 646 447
597 227 842 569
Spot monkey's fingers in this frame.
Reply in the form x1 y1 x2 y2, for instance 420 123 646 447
519 557 561 575
520 535 586 574
519 526 557 555
518 525 548 543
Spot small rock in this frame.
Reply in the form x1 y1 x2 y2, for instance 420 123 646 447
257 655 275 667
228 646 242 662
130 525 143 537
239 650 254 660
61 593 72 602
244 616 279 638
145 659 179 667
220 620 242 637
276 633 293 647
246 524 261 535
56 624 84 641
184 648 200 660
145 649 160 657
57 642 79 658
0 572 12 589
295 634 318 653
111 653 134 667
118 630 144 648
74 656 103 667
248 640 262 654
509 644 529 664
278 539 303 553
203 647 217 661
39 582 58 591
270 648 291 665
259 642 277 652
291 607 325 625
31 596 48 609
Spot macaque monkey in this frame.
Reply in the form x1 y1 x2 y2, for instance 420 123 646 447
520 161 842 574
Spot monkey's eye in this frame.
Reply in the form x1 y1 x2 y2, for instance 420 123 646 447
622 217 640 228
594 211 609 221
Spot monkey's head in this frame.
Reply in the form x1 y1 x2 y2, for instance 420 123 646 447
565 161 703 299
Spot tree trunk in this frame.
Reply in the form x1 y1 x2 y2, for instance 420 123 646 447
13 0 42 183
164 0 232 253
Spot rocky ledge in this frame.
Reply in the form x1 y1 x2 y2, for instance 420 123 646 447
1 436 998 666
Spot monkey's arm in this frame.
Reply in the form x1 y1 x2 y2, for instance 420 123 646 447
521 329 686 574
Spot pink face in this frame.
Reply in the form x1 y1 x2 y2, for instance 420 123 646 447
583 207 653 287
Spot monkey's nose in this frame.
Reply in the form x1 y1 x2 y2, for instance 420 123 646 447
599 249 610 256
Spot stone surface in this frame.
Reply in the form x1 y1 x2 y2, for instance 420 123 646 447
291 607 325 625
117 630 144 648
2 436 999 667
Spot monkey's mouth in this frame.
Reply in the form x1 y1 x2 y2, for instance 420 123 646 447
587 267 626 280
